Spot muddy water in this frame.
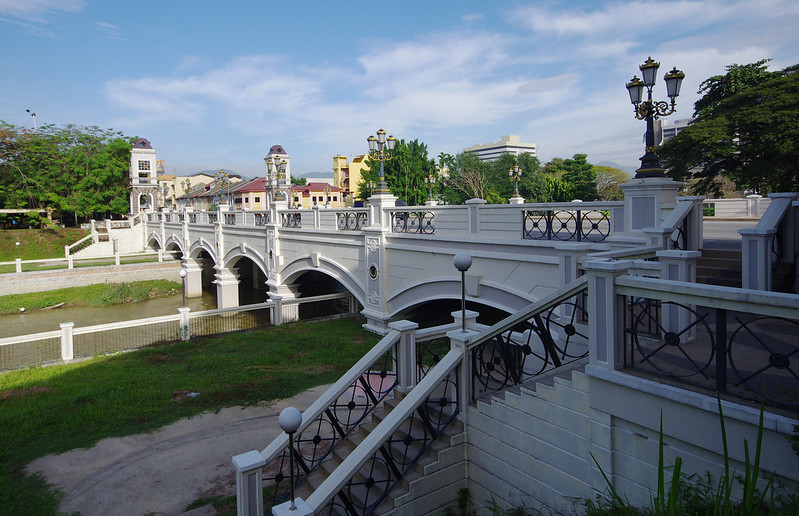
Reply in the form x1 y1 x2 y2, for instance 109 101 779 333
0 291 218 339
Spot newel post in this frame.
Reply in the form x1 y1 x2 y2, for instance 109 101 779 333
389 320 419 393
233 450 266 516
583 259 631 370
60 322 74 361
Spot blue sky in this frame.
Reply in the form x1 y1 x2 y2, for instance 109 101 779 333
2 1 797 178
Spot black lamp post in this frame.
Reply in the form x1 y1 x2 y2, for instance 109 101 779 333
626 57 685 178
509 165 522 196
426 173 436 201
367 128 397 193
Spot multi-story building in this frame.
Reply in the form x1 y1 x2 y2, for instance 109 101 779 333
129 138 158 213
463 135 537 162
655 117 694 146
290 182 344 209
333 155 370 206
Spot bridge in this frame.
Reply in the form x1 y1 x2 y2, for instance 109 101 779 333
140 185 706 332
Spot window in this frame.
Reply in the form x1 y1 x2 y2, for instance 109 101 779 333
138 160 151 171
254 197 261 203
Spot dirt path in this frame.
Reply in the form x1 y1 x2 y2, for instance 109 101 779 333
27 384 330 516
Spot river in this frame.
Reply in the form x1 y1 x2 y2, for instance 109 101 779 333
0 291 219 339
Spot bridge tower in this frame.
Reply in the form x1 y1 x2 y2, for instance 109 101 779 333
264 144 291 207
129 138 159 213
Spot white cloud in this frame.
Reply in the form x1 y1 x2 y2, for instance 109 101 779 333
0 0 83 22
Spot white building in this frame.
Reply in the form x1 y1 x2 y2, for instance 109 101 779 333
655 117 694 146
463 134 537 162
129 138 158 213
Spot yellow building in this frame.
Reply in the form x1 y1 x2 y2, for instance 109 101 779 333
333 155 370 206
290 183 345 209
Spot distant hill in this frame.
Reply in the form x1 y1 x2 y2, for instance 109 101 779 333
596 161 636 175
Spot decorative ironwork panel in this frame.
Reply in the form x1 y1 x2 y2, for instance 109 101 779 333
391 211 435 234
472 297 589 400
224 213 236 225
416 337 449 381
263 350 397 509
189 213 197 224
208 213 218 224
337 212 367 231
255 213 270 226
625 299 799 410
523 209 610 242
281 212 302 228
322 369 458 514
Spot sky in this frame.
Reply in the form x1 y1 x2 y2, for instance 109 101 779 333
1 1 798 178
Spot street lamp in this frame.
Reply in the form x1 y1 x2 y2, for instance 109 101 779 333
265 158 288 202
182 179 192 210
626 56 685 178
367 128 397 193
178 268 187 308
26 109 36 131
15 241 20 259
426 173 436 201
324 185 331 206
213 170 231 205
279 407 303 511
508 165 522 196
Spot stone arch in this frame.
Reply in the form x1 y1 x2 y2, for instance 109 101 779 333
188 238 218 264
146 232 163 250
221 244 267 277
164 235 185 255
280 255 365 306
386 278 536 319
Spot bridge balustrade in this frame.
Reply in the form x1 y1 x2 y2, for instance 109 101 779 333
337 210 367 230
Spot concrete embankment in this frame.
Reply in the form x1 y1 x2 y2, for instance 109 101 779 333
0 261 183 296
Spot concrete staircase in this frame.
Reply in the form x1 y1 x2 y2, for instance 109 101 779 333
293 392 465 515
697 248 742 288
70 226 145 259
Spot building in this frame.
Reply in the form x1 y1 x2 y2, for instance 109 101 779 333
233 177 268 210
129 138 158 213
655 117 694 146
290 182 344 209
333 155 370 206
463 135 537 162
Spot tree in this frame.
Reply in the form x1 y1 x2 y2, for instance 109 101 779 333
541 154 598 201
0 123 133 223
660 61 799 195
594 166 630 201
291 176 307 186
693 59 772 117
358 138 436 206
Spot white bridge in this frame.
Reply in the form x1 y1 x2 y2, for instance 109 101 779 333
142 184 710 332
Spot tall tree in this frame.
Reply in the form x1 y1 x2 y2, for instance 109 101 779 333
594 166 629 201
660 61 799 195
542 154 598 201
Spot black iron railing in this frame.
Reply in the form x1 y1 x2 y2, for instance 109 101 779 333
282 212 302 228
391 211 435 234
337 212 368 231
522 209 610 242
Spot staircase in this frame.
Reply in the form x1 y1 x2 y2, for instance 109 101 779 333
293 392 465 514
696 248 742 288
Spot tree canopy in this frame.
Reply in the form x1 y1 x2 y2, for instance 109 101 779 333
659 60 799 195
0 123 133 223
358 138 437 206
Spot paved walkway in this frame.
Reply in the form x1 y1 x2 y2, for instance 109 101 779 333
27 384 331 516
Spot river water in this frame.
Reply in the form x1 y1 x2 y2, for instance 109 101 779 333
0 291 218 339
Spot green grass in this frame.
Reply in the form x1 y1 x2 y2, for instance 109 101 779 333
0 228 88 261
0 280 182 315
0 317 381 515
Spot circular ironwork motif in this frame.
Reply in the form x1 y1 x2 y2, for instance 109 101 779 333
369 265 378 279
769 353 789 369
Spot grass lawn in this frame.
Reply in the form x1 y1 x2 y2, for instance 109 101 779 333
0 317 381 515
0 280 182 315
0 228 88 262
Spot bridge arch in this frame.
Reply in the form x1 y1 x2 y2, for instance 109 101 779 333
281 255 366 307
146 231 163 250
163 235 186 255
386 278 536 319
222 244 267 276
188 238 218 264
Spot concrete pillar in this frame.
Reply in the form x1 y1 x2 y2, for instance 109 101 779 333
556 242 592 325
15 258 21 273
583 259 631 370
268 284 299 324
657 250 701 340
367 191 397 229
389 320 419 393
620 177 682 235
214 266 240 309
60 322 74 361
183 260 204 298
739 228 775 290
232 450 266 516
508 195 524 204
447 326 479 423
465 198 486 235
178 306 191 341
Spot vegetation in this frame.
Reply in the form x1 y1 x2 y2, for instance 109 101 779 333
0 280 181 315
0 317 381 515
359 138 438 205
660 60 799 196
0 227 88 261
0 123 134 225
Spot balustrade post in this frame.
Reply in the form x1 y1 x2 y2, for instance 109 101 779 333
178 307 191 341
739 228 775 290
389 320 419 393
583 259 631 370
64 244 69 260
657 250 701 340
158 249 163 262
113 237 120 265
465 198 486 235
447 325 478 423
68 254 74 269
60 322 74 361
556 243 592 323
15 258 21 273
313 206 321 228
232 450 266 516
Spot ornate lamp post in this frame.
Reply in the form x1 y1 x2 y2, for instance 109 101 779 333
509 165 522 196
367 128 397 193
626 57 685 178
161 182 170 210
426 173 436 201
323 185 331 207
213 170 231 205
266 158 288 203
181 179 192 210
26 109 36 131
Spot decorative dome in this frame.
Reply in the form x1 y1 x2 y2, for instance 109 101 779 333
134 138 153 149
268 144 287 155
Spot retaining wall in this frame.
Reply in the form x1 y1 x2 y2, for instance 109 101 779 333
0 261 183 296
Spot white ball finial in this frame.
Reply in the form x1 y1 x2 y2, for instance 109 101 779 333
453 252 472 272
279 407 303 434
179 269 187 279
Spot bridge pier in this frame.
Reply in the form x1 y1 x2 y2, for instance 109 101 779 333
214 266 240 309
268 284 299 324
182 260 204 298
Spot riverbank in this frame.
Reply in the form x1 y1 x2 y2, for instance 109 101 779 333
0 280 182 315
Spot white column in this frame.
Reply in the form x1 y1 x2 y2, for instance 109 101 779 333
214 267 240 309
60 322 74 361
232 450 266 516
739 228 775 290
583 259 631 370
657 250 701 340
389 320 419 393
447 326 478 424
178 306 191 341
